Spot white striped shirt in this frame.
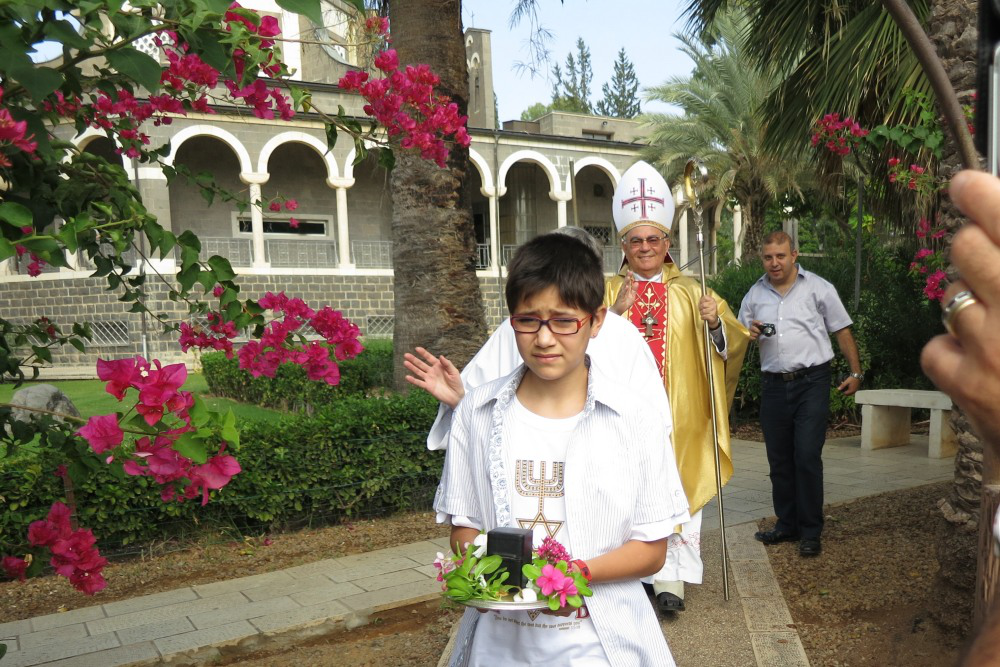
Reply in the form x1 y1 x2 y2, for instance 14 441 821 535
435 361 685 667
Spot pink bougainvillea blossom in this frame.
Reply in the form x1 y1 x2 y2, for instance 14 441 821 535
923 269 947 302
810 113 868 157
2 556 29 581
77 415 124 454
536 536 572 565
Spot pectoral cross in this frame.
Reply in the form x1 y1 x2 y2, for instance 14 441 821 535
642 312 658 338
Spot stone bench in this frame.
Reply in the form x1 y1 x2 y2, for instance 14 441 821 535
854 389 956 458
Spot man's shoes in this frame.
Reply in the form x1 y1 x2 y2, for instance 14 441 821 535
655 592 685 613
754 529 800 545
799 538 822 557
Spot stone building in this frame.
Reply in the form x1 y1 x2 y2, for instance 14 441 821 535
0 0 724 376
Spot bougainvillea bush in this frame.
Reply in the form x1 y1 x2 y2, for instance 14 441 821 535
0 0 468 595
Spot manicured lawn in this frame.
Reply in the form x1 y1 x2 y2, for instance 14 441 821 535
0 374 284 423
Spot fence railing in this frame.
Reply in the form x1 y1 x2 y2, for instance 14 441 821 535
266 239 338 268
475 244 491 269
199 237 254 267
351 240 393 269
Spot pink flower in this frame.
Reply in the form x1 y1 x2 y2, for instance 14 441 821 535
289 217 299 229
931 229 947 240
374 49 399 72
924 269 947 301
284 199 298 211
433 552 457 581
914 248 933 260
187 454 242 505
2 556 29 581
213 285 224 297
535 563 578 608
887 157 900 167
77 415 124 454
536 536 572 564
268 201 281 212
97 357 142 400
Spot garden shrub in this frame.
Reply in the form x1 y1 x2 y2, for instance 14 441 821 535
201 338 393 409
709 242 940 423
0 389 442 555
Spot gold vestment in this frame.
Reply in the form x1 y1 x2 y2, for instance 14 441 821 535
605 262 749 514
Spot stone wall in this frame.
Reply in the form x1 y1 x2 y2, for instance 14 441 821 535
0 273 507 376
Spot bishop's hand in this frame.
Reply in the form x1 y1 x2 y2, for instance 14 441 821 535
699 294 720 329
610 271 638 315
404 347 464 409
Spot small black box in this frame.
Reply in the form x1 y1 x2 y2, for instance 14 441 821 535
486 527 533 589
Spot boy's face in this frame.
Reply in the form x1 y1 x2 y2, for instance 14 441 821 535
511 286 606 384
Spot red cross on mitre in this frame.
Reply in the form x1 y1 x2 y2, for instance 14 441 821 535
620 178 665 219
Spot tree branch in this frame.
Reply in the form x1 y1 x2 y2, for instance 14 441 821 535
880 0 980 170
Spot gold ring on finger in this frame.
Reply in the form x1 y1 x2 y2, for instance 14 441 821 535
942 289 979 336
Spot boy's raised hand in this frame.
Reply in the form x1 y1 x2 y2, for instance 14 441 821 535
404 346 465 409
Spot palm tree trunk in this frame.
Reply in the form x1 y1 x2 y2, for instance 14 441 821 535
740 194 768 256
926 0 984 637
388 0 488 391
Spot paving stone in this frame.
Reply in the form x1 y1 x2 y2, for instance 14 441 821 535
414 563 438 579
742 597 796 632
339 577 443 612
726 489 774 505
102 587 198 617
375 540 445 565
0 632 120 667
250 600 351 635
87 591 247 636
750 632 811 666
283 559 346 581
30 605 107 632
192 570 294 598
18 622 88 650
189 596 300 630
731 561 783 598
352 567 431 592
327 555 427 582
722 498 772 514
154 620 258 657
725 523 769 561
326 551 422 571
115 615 194 645
290 581 365 606
243 574 339 602
429 536 451 550
0 619 31 640
40 641 161 667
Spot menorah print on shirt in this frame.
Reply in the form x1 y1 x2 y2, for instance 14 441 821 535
515 459 565 539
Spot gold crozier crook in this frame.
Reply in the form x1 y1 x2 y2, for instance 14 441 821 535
683 157 731 601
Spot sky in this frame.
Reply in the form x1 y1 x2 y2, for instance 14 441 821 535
461 0 695 123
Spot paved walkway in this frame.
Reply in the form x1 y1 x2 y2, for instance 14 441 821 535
0 435 955 667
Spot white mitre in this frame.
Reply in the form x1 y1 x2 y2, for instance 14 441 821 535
612 161 674 239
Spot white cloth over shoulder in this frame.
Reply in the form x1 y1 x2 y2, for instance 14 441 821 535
426 311 674 453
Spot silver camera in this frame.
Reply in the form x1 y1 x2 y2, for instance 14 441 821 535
760 322 776 337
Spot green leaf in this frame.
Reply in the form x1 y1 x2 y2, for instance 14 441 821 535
69 338 86 353
174 432 209 464
106 48 163 93
275 0 323 25
220 409 239 447
324 122 338 151
548 597 560 611
43 19 90 50
0 239 15 262
0 202 33 229
377 148 395 172
207 255 236 281
189 396 210 427
341 0 366 13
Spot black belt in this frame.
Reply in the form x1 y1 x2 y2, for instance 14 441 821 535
762 361 830 382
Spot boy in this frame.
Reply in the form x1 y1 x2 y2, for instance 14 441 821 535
434 234 686 666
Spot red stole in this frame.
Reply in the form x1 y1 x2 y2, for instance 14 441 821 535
628 281 669 379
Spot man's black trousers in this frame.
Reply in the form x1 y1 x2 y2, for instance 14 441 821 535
759 365 831 540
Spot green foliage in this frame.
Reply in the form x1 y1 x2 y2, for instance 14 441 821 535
520 102 552 121
201 339 393 409
710 243 939 421
0 390 441 553
550 38 593 113
595 48 641 119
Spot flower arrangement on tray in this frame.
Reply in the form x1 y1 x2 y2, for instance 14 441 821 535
435 532 592 611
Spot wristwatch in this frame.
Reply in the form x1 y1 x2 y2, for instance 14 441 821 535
571 559 593 583
849 372 864 382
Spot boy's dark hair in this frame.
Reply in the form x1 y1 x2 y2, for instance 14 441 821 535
505 233 605 314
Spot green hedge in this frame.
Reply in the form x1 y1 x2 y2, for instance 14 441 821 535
709 242 940 422
201 339 393 410
0 390 442 555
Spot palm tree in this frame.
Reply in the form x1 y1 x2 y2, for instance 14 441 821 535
642 10 810 256
684 0 984 635
387 0 489 390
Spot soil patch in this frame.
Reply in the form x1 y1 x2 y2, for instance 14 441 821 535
761 480 963 666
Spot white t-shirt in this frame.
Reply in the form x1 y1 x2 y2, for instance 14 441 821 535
468 398 607 666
